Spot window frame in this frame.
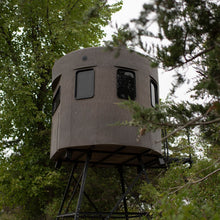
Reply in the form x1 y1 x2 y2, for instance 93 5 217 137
117 68 136 100
52 74 61 92
52 86 61 115
150 78 159 107
75 68 95 100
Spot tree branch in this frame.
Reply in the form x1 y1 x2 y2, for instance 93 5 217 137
170 168 220 194
142 117 220 132
194 118 220 125
185 46 215 63
156 105 214 143
67 0 81 16
156 116 202 143
168 46 215 71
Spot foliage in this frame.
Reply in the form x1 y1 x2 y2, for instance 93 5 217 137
140 159 220 220
107 0 220 100
0 0 122 218
107 0 220 154
106 0 220 219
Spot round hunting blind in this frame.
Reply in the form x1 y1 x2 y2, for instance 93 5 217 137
51 47 161 166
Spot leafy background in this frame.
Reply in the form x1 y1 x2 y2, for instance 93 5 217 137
0 0 219 219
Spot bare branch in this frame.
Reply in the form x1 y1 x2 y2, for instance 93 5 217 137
184 46 215 63
194 118 220 125
170 168 220 194
195 159 220 174
156 105 214 143
168 46 215 71
192 168 220 184
145 117 220 131
156 116 202 143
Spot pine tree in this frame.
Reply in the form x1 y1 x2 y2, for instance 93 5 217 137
106 1 220 219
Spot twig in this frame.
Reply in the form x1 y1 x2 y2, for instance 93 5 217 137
191 168 220 184
194 118 220 125
194 159 220 175
156 105 214 143
170 168 220 194
167 46 215 71
156 116 202 143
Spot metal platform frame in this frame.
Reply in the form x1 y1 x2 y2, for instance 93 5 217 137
56 150 166 220
55 131 193 220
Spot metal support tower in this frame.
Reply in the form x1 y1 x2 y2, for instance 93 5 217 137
56 149 165 219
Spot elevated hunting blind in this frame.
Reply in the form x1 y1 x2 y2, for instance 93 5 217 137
51 47 165 219
51 47 161 167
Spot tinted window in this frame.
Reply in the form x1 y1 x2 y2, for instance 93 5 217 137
150 79 158 107
52 87 60 115
52 75 61 91
117 69 136 100
75 69 94 99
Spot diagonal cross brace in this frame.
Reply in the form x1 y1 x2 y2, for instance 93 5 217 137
57 162 78 219
74 151 92 220
105 169 144 219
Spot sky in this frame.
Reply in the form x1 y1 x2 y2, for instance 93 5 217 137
103 0 197 102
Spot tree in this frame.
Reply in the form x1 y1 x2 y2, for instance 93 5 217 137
106 0 220 219
0 0 121 219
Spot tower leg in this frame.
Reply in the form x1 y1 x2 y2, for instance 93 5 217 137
56 151 93 219
138 155 150 183
118 166 129 220
57 162 78 220
105 170 144 219
74 151 91 220
56 150 153 219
